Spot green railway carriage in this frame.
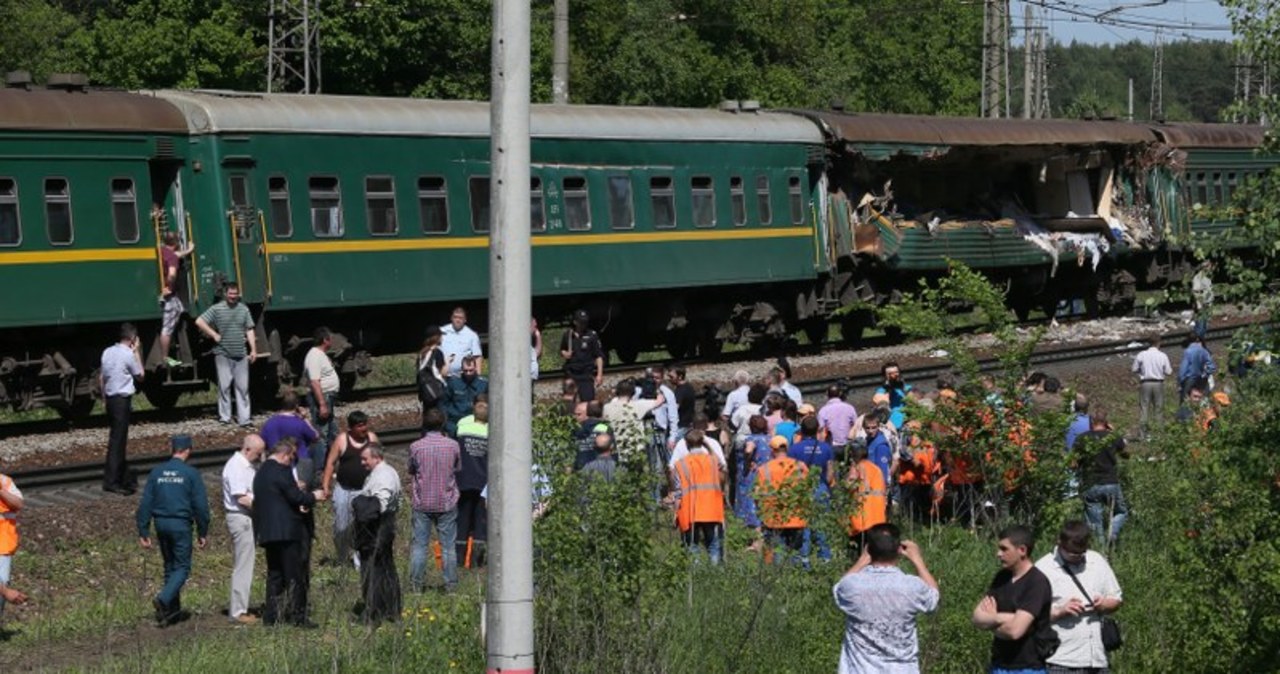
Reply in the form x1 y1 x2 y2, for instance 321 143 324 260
1155 123 1272 244
0 87 190 415
151 90 828 388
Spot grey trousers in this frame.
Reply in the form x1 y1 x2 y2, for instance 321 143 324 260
226 511 255 619
1138 380 1165 433
215 354 251 425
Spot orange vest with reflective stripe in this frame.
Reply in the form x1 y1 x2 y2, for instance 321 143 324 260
756 456 808 529
849 460 887 534
673 453 724 532
0 474 18 555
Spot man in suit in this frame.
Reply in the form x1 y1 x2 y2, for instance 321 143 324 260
253 437 327 628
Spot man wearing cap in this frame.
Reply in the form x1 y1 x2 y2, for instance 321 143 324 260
136 435 211 626
755 435 810 567
440 307 483 377
560 309 604 402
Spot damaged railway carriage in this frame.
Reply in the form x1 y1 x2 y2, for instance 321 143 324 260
795 111 1273 336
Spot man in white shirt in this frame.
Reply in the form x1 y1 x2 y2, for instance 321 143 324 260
602 380 664 459
649 366 680 450
221 434 265 625
440 307 483 376
100 323 145 495
1131 335 1173 440
357 444 402 623
721 370 752 423
305 327 342 458
769 364 803 405
1034 520 1123 674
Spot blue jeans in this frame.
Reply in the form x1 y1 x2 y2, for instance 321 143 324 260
1083 483 1129 543
308 391 338 470
0 554 11 615
155 520 193 610
682 523 723 565
991 668 1047 674
332 484 358 563
410 508 458 590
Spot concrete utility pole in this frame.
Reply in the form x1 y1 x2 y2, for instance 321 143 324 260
1023 3 1033 119
552 0 569 104
1034 25 1050 118
267 0 322 93
981 0 1011 118
485 0 535 673
1233 46 1272 124
1150 28 1164 120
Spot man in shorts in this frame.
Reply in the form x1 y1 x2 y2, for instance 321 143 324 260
159 231 195 367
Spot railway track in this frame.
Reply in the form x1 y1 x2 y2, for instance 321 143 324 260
12 320 1249 499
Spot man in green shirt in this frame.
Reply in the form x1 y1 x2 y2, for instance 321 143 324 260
195 283 258 426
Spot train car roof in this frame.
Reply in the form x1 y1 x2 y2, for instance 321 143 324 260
149 90 825 144
0 88 189 133
1149 123 1268 149
791 110 1159 147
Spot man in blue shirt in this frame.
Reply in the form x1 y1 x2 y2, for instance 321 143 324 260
1178 335 1217 402
1065 395 1092 451
864 414 895 496
443 356 488 437
136 435 211 626
790 416 835 562
874 362 913 429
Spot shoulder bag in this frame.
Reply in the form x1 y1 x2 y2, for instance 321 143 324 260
1061 562 1123 651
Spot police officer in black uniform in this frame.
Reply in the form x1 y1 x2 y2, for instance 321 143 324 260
560 309 604 402
136 434 210 626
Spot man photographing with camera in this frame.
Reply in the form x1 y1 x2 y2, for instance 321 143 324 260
832 523 939 673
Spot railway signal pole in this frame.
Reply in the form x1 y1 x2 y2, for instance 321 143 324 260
485 1 535 673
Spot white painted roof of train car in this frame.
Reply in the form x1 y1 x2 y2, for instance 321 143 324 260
150 90 823 144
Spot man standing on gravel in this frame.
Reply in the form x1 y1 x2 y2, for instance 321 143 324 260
195 283 258 427
221 434 264 625
136 434 210 627
440 306 483 376
306 327 342 458
1131 335 1172 441
101 322 145 495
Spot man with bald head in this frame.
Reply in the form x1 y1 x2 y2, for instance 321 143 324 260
221 433 265 624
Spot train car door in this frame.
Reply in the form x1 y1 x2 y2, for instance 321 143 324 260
226 169 269 304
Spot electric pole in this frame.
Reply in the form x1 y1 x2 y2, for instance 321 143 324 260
552 0 569 104
1034 24 1050 118
1150 28 1164 120
486 0 535 672
982 0 1011 118
1234 46 1271 124
1023 3 1033 119
267 0 321 94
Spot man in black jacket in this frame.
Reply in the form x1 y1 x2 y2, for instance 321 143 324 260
253 438 327 627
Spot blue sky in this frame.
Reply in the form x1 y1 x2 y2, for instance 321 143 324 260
1015 0 1234 45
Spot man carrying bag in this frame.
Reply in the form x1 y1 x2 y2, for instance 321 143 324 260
1034 520 1123 674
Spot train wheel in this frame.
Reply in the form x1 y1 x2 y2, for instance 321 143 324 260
665 329 691 360
143 385 181 412
840 310 871 346
802 319 828 347
55 395 96 421
614 342 640 365
696 331 722 358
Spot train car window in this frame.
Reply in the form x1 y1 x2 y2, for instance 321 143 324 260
110 178 140 243
729 176 746 226
530 177 546 231
1194 172 1208 206
650 176 675 229
563 176 591 231
607 175 634 230
0 178 19 246
308 176 344 237
470 176 491 232
1226 172 1238 202
788 175 805 225
44 177 73 245
691 176 715 228
418 176 449 234
268 176 293 238
1212 173 1224 206
365 176 398 236
755 174 772 225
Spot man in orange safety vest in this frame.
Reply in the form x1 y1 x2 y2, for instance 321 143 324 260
755 435 810 567
847 441 888 557
671 429 727 564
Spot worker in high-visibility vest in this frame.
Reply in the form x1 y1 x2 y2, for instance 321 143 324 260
846 441 887 557
0 472 26 613
671 429 727 564
754 435 810 567
897 423 940 523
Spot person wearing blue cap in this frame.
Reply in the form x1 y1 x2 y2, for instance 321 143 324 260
136 434 211 626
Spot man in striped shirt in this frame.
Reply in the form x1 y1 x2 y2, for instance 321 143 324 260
195 283 258 427
407 408 461 592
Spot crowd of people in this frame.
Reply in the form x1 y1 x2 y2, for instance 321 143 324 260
0 303 1229 672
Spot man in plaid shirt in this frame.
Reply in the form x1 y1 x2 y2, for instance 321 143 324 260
408 408 461 592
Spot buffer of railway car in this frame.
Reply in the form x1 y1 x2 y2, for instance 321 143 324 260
0 79 1274 419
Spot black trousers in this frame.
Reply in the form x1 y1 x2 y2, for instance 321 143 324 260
455 489 487 566
103 394 133 489
359 513 402 624
570 373 595 403
263 540 309 625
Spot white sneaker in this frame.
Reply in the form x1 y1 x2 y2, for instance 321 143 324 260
352 553 361 571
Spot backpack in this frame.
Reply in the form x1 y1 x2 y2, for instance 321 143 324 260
417 349 446 407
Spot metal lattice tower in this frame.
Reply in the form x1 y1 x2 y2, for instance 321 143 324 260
1149 28 1163 120
1234 46 1272 124
267 0 321 94
1022 4 1050 120
981 0 1011 118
